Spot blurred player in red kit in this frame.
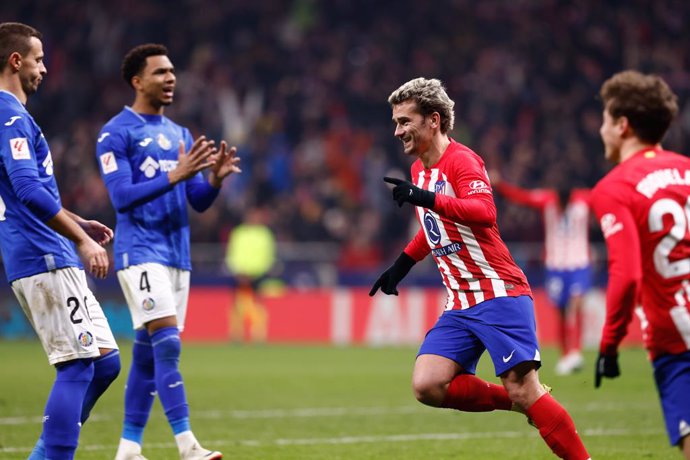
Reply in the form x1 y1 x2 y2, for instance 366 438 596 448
592 70 690 458
370 77 590 460
491 174 592 375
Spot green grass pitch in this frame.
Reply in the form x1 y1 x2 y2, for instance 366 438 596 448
0 342 674 459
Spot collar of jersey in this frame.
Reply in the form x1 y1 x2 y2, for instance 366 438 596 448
124 105 164 124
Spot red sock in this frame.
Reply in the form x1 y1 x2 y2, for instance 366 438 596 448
441 374 512 412
559 315 568 355
570 307 582 352
526 393 590 460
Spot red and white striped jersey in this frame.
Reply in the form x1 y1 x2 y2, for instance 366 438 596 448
592 147 690 360
494 183 592 270
403 139 532 310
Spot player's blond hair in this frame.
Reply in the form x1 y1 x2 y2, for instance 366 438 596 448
600 70 678 144
388 78 455 134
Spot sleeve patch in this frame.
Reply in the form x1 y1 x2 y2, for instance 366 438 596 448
9 137 30 160
100 151 118 174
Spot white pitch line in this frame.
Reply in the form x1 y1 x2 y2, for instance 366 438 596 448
0 401 658 426
0 427 665 454
0 406 428 426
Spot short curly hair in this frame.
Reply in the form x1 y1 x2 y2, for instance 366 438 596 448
600 70 678 144
388 77 455 134
121 43 168 88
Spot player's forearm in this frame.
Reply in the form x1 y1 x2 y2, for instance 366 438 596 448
45 209 92 245
493 182 545 208
600 275 638 354
404 229 431 262
63 208 86 225
186 178 220 212
433 193 496 227
107 173 173 212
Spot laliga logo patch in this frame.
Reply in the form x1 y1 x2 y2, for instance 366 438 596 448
78 331 94 348
435 180 446 194
142 297 156 311
157 133 172 150
423 211 442 245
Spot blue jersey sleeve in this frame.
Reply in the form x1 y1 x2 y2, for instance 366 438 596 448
182 129 219 212
0 117 60 221
96 125 174 213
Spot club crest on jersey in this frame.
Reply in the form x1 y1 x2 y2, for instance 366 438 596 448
157 133 172 150
423 211 442 245
9 137 29 160
435 180 446 194
142 298 156 311
78 331 94 348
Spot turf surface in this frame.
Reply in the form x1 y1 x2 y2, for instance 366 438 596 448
0 342 673 459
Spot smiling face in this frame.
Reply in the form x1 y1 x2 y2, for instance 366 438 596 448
18 36 46 97
133 54 176 111
391 99 435 157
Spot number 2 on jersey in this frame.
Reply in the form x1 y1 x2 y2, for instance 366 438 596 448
649 197 690 279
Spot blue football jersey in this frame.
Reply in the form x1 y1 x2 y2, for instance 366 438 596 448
97 107 204 271
0 91 80 282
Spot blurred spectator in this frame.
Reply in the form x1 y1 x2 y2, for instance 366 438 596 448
2 0 690 283
225 206 276 342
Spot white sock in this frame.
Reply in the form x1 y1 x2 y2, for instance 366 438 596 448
175 430 198 453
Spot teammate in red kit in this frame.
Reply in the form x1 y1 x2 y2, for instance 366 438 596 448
370 77 590 460
491 176 593 375
592 70 690 458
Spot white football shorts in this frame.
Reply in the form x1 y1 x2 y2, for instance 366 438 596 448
117 262 190 331
11 267 118 366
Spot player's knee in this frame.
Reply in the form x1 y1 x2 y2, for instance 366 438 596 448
151 327 182 362
412 376 445 407
56 358 95 383
97 350 121 384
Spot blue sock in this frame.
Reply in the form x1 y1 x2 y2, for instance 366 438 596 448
81 350 121 423
151 327 190 430
170 417 192 435
27 436 45 460
43 359 94 460
122 329 156 444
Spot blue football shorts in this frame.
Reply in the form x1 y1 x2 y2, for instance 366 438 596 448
545 266 592 309
417 295 541 376
653 350 690 446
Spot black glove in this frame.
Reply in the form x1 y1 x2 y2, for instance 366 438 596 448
384 176 436 209
594 353 620 388
369 252 416 296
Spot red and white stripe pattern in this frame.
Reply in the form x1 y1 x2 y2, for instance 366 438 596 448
406 143 531 310
543 192 591 270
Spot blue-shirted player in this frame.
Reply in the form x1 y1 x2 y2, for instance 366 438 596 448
0 22 120 460
96 44 240 460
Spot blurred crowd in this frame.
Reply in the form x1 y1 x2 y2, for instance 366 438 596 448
2 0 690 280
